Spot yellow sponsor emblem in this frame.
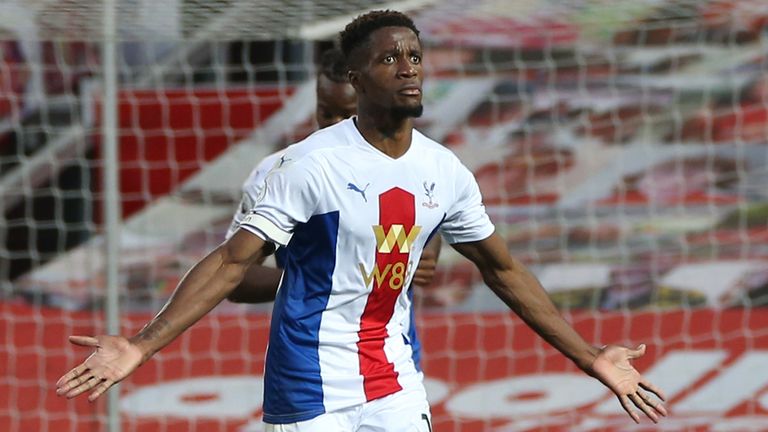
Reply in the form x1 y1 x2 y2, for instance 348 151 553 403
358 262 409 290
372 224 421 253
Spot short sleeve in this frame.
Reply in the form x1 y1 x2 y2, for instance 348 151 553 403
239 156 320 246
225 153 281 240
225 189 257 240
440 161 495 244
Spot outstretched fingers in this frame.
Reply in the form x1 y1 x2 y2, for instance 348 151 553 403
627 343 646 360
629 392 659 423
64 376 102 399
56 366 98 398
57 335 103 395
639 378 667 402
637 388 668 417
618 394 640 424
88 379 115 402
57 334 137 402
68 335 100 347
56 364 88 388
597 343 667 424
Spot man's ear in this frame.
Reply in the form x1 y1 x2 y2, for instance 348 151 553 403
348 70 363 93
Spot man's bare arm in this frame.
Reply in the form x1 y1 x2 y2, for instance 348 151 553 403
227 264 283 303
131 229 270 359
452 232 666 423
56 229 270 400
452 232 598 369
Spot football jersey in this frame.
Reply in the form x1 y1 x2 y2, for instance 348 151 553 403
239 118 495 424
227 137 428 370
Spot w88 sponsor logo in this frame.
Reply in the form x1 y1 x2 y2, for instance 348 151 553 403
358 222 421 290
358 261 414 290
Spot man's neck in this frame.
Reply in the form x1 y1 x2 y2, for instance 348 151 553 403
355 112 413 159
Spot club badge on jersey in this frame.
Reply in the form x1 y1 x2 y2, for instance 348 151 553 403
422 181 439 209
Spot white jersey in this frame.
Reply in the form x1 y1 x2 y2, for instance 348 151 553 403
238 118 495 424
226 150 284 240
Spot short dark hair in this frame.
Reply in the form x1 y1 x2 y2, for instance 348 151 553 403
317 48 348 83
339 10 420 62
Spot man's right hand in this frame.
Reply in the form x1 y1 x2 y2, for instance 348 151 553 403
56 335 143 402
55 230 271 401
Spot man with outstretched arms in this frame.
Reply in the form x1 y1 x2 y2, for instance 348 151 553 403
57 10 667 432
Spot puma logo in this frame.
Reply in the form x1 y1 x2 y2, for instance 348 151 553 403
278 155 291 167
347 182 370 202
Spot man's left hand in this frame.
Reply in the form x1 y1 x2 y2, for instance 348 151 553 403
590 344 668 423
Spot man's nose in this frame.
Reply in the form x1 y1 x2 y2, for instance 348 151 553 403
398 60 417 78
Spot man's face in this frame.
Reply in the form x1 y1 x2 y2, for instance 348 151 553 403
352 26 423 118
315 75 357 129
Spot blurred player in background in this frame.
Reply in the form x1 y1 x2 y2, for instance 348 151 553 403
225 47 441 374
223 48 356 303
56 10 666 432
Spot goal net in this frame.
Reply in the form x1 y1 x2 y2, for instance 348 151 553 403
2 0 768 431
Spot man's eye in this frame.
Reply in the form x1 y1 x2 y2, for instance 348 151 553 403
411 55 421 64
383 56 395 64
